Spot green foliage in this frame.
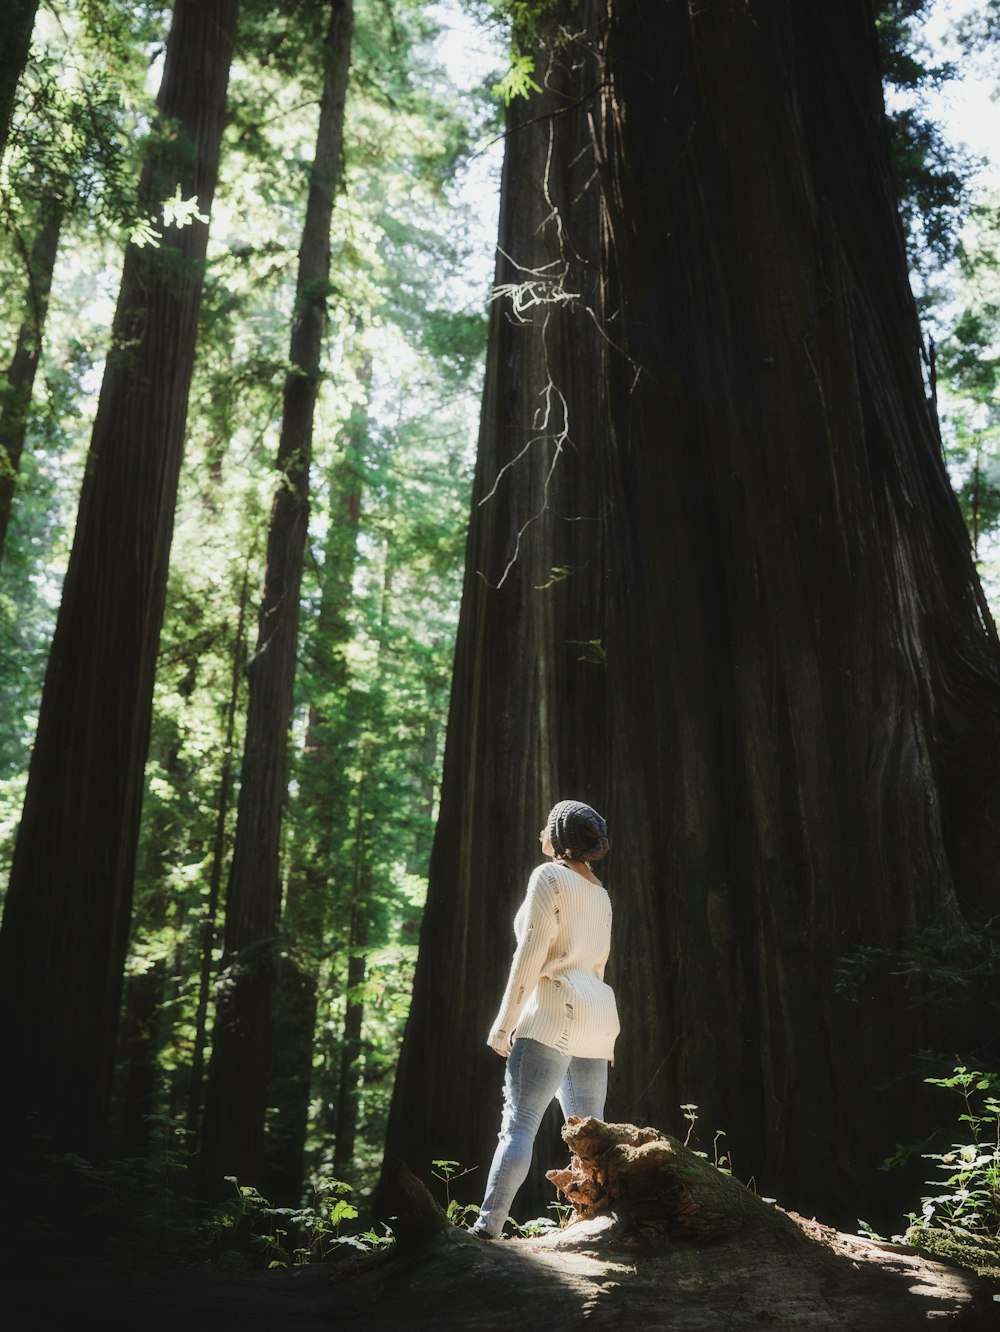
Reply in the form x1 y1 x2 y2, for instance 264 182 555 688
835 920 1000 1011
862 1066 1000 1280
97 0 491 1212
908 1067 1000 1238
2 2 162 236
936 207 1000 596
431 1158 481 1227
213 1174 395 1266
16 1139 395 1273
877 0 974 282
17 1120 207 1271
466 0 558 106
491 51 541 104
509 1199 574 1237
0 0 493 1222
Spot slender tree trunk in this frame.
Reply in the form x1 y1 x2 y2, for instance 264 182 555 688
332 908 368 1180
111 728 183 1155
115 960 166 1160
201 0 353 1194
332 767 370 1180
185 561 251 1144
0 0 238 1161
265 345 372 1202
288 339 372 936
0 205 62 567
0 0 39 160
379 0 1000 1232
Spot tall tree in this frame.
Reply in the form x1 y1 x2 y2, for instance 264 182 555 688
380 0 1000 1231
0 0 239 1159
0 205 61 565
0 7 157 569
0 0 39 159
264 345 370 1204
201 0 354 1193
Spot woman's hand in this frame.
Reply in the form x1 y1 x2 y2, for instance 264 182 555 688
487 1024 512 1057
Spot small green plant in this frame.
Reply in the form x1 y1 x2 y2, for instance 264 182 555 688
909 1067 1000 1238
679 1104 733 1174
511 1214 556 1237
680 1103 699 1147
211 1174 386 1267
431 1159 480 1228
491 50 542 105
510 1198 575 1237
856 1218 888 1241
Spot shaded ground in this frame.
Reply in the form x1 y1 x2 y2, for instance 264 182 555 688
8 1119 999 1332
7 1209 999 1331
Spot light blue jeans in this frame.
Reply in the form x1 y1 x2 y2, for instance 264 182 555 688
472 1036 608 1238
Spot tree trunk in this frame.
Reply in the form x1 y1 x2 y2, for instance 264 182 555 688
332 862 369 1180
263 345 371 1201
379 0 1000 1234
0 205 62 567
264 953 319 1205
0 0 238 1162
185 560 251 1144
115 960 166 1161
0 0 39 160
111 727 183 1155
201 0 353 1194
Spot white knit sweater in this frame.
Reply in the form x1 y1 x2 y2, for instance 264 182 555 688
490 860 619 1061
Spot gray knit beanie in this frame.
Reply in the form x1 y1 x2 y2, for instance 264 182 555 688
546 799 610 863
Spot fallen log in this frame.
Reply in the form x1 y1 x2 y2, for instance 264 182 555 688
545 1116 774 1241
311 1120 997 1328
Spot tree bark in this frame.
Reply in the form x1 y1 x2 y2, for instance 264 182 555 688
0 205 62 568
185 560 251 1144
115 960 166 1161
332 866 369 1180
0 0 39 161
201 0 353 1194
0 0 238 1161
379 0 1000 1234
264 345 371 1202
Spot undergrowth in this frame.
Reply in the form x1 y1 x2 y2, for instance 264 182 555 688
859 1065 1000 1282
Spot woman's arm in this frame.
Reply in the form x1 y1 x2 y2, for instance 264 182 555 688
487 873 557 1056
596 898 613 981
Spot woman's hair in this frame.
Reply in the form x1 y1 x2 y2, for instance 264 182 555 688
546 799 610 863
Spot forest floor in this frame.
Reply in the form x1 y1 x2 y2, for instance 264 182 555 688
5 1214 1000 1326
5 1206 1000 1331
5 1122 999 1330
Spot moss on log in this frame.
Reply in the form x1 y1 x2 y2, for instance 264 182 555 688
545 1116 794 1242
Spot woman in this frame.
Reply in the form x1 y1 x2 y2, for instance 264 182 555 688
470 799 619 1239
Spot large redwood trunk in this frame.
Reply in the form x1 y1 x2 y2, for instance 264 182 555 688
0 0 238 1161
201 0 353 1194
379 0 1000 1232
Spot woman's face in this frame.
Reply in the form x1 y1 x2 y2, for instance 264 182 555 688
539 826 554 858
